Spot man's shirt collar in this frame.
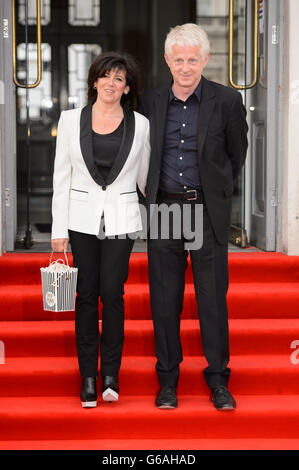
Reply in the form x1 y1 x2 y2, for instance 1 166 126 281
169 78 203 103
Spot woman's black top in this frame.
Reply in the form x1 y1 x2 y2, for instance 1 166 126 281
92 119 124 182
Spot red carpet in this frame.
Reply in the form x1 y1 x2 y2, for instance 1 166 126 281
0 252 299 449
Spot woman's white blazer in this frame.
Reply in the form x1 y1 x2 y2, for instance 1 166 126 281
51 103 150 239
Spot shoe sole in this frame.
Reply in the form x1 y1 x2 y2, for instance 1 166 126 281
156 404 177 409
215 405 236 411
102 388 119 402
81 401 97 408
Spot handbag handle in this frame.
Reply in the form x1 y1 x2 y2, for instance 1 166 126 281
48 251 71 286
49 250 69 267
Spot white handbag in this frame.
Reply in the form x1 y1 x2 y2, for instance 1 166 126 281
40 251 78 312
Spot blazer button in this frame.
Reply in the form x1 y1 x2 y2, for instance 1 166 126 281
102 186 106 191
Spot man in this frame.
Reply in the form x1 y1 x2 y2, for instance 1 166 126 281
140 23 248 410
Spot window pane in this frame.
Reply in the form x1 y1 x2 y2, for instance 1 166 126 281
17 43 52 122
197 0 228 17
18 0 51 26
69 0 101 26
68 44 102 108
197 0 246 86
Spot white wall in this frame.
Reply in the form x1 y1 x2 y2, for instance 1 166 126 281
282 0 299 255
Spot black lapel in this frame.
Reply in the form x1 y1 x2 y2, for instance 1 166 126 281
105 106 135 185
153 84 170 169
197 76 216 162
80 101 135 187
80 100 106 187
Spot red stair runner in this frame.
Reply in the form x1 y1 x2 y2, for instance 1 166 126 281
0 252 299 449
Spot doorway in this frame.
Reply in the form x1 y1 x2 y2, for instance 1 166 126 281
1 0 282 252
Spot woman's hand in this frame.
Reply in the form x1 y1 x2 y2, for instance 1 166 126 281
51 238 69 252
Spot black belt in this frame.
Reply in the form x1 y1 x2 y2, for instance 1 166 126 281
158 189 204 202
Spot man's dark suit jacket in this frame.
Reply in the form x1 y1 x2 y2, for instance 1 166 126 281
140 76 248 245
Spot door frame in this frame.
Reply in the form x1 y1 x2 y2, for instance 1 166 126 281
1 0 17 253
275 0 285 253
248 0 284 251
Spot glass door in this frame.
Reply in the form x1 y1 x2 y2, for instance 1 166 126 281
196 0 249 247
14 0 106 249
6 0 196 252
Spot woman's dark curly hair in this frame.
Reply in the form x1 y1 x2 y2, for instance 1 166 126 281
87 51 141 110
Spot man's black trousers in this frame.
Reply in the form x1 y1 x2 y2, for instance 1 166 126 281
147 195 231 391
69 229 134 378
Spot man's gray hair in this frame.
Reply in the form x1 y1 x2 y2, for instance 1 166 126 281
165 23 210 61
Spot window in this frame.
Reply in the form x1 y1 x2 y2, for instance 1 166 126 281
18 0 51 26
68 44 102 108
17 43 52 122
68 0 100 26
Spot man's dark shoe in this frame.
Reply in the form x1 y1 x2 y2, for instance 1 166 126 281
211 385 236 411
102 375 119 402
155 386 177 409
80 376 97 408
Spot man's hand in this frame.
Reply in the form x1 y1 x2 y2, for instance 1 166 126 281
51 238 68 252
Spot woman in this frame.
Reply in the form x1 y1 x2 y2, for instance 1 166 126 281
51 52 150 408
